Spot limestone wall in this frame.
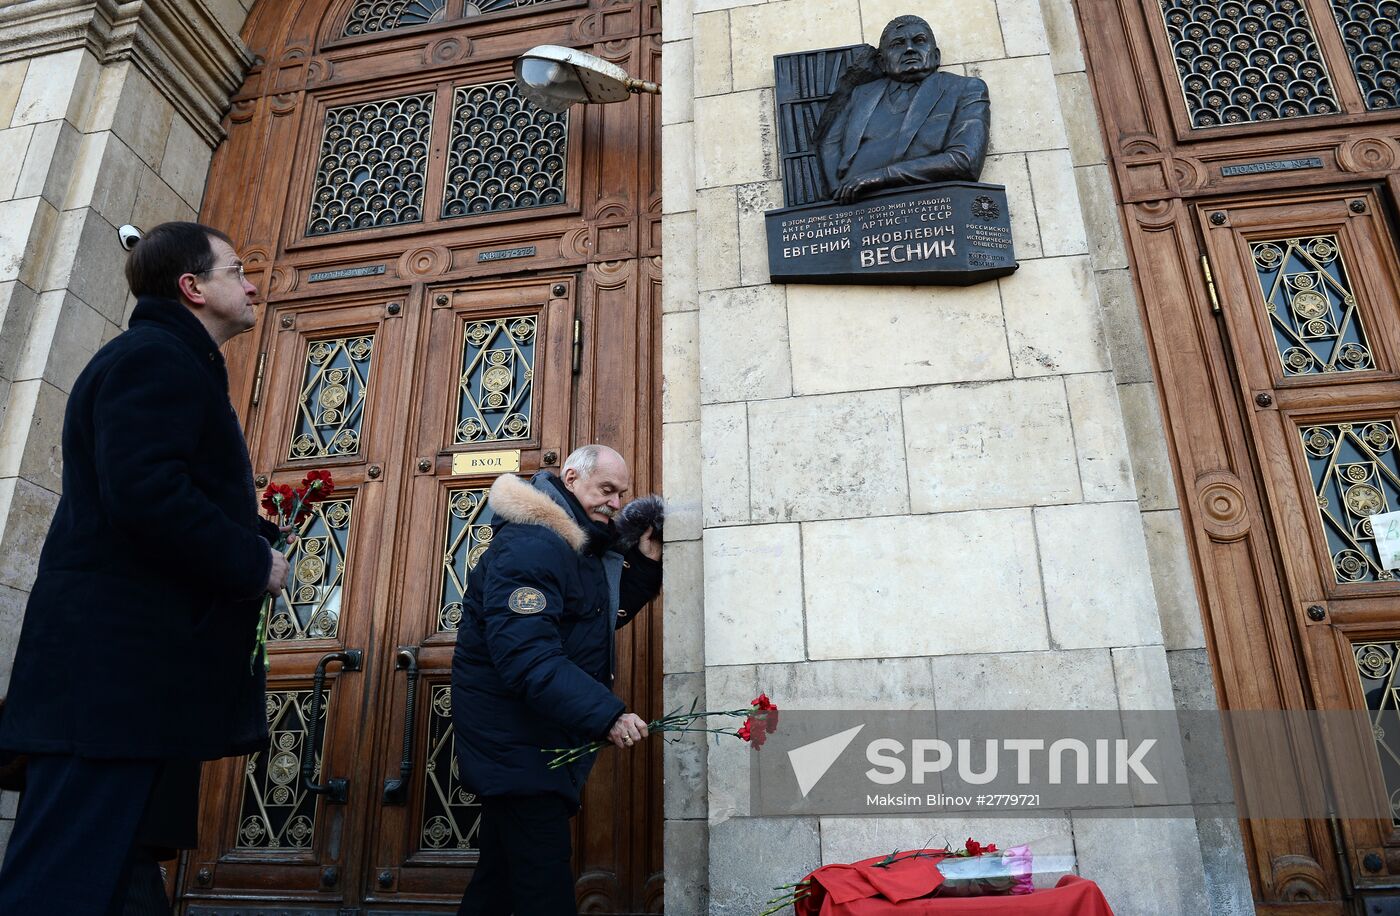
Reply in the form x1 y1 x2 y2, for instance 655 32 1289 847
658 0 1245 912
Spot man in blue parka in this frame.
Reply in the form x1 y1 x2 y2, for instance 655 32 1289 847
452 444 661 915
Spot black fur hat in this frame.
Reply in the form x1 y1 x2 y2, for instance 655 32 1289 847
614 494 665 550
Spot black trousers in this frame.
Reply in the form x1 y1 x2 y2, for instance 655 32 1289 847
457 794 576 916
0 755 192 916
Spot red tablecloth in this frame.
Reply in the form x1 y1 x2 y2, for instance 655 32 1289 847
793 850 1114 916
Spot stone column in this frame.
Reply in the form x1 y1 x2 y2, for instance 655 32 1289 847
0 0 253 850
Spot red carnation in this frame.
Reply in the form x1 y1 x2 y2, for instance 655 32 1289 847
262 483 294 516
260 486 280 516
748 717 768 748
737 721 752 743
301 469 335 501
964 838 997 857
750 693 779 733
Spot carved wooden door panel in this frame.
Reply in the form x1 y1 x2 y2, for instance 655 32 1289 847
179 0 663 910
359 275 574 905
185 292 409 901
1202 186 1400 894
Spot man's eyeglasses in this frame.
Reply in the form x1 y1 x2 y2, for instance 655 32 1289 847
201 264 247 281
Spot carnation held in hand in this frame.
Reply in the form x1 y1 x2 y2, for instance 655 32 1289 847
544 693 779 768
251 470 335 672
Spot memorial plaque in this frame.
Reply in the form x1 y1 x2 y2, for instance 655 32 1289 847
766 181 1015 285
766 16 1017 286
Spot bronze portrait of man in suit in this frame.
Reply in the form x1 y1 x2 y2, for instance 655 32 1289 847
817 16 990 204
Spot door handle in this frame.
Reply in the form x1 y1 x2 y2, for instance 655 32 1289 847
382 647 421 805
302 649 362 805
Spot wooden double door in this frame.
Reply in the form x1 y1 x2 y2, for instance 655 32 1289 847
174 0 662 911
180 248 662 916
1201 186 1400 907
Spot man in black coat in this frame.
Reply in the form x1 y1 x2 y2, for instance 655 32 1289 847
452 445 662 915
0 222 290 915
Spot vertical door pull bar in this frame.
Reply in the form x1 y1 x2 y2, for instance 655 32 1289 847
302 649 363 804
382 647 421 805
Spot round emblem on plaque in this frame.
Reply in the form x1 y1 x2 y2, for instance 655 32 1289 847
971 196 1000 221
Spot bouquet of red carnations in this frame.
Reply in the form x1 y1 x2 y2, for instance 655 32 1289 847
544 693 778 768
764 838 1035 915
252 470 334 672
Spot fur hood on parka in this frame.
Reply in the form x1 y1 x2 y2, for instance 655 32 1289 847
486 472 589 553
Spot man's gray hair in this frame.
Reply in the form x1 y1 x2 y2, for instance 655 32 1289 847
879 14 934 50
562 444 621 479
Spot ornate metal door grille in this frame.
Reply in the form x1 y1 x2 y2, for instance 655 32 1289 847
237 689 330 849
438 487 495 631
289 335 375 459
1328 0 1400 109
420 685 482 851
306 93 434 236
442 80 568 218
1299 420 1400 583
455 315 536 443
1159 0 1338 126
1250 235 1372 375
271 498 354 640
344 0 448 35
342 0 553 35
1353 640 1400 825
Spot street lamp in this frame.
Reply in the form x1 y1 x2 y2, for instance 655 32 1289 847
514 45 660 113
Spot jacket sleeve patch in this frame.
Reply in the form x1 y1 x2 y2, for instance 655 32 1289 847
508 586 547 615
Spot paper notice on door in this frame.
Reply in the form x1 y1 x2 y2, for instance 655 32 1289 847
1371 510 1400 569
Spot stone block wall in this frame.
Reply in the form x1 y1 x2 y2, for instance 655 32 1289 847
0 0 253 856
659 0 1251 912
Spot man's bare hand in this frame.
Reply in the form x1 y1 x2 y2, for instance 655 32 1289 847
266 545 290 596
638 525 661 562
607 712 649 749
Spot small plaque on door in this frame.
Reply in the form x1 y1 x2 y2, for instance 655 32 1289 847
452 450 521 475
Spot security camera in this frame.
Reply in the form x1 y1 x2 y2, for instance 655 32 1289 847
117 225 143 251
